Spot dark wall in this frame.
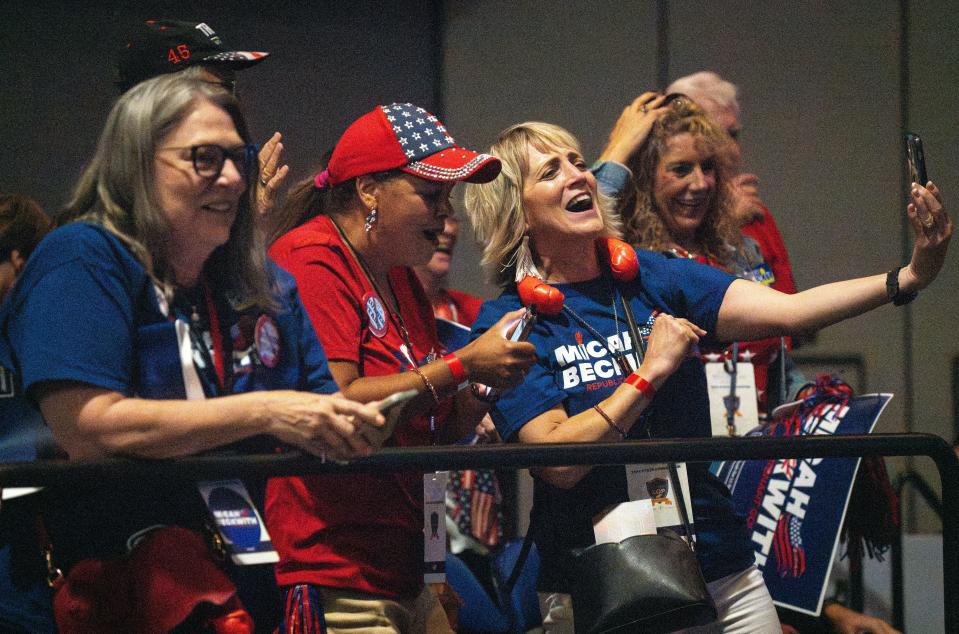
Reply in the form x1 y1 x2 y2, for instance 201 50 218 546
1 0 440 213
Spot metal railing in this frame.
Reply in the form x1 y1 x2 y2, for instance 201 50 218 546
892 469 945 631
2 433 956 630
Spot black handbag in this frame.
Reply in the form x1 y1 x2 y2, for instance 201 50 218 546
568 532 715 634
568 463 717 634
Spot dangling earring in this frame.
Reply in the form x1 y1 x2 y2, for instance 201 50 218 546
364 207 378 233
513 234 539 282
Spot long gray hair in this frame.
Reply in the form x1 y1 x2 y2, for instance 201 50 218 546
60 73 273 309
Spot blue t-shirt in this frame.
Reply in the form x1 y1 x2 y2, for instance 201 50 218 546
471 248 754 588
0 223 337 568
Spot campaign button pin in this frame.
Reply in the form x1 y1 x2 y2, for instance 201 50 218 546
363 292 389 338
254 315 281 368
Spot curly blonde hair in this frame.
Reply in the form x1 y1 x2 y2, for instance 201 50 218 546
621 97 741 267
464 122 621 287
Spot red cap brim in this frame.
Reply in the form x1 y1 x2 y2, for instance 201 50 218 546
403 147 501 183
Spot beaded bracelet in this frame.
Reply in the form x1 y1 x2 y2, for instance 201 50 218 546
624 373 656 399
593 403 627 439
411 366 440 404
442 353 469 389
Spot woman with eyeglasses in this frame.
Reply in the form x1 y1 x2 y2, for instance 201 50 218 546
0 73 382 632
462 116 948 632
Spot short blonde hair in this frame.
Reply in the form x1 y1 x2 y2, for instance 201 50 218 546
464 122 621 287
622 98 740 266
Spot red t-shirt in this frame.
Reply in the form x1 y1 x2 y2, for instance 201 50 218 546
741 206 796 295
432 288 484 326
677 234 792 413
266 215 451 598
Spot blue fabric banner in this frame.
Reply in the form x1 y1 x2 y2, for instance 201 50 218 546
714 393 892 615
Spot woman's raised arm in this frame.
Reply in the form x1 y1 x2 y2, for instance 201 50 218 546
716 182 949 341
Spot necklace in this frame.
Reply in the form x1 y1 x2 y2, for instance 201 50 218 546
330 218 419 359
560 276 632 377
667 245 698 260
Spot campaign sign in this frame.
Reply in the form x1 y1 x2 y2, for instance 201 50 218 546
714 393 892 616
197 479 279 565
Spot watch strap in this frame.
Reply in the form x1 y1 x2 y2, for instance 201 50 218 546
886 267 918 306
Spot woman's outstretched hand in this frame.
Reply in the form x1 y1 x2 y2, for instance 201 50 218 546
902 181 950 292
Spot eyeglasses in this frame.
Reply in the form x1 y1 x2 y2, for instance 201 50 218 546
158 144 258 182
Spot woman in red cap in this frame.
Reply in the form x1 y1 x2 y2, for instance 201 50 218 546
267 103 536 633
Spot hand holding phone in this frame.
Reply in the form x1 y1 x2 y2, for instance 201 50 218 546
357 389 418 450
473 308 538 402
906 133 928 186
506 307 537 342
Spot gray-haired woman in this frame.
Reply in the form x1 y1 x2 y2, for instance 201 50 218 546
0 73 381 632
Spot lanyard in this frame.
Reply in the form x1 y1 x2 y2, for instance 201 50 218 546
177 280 230 394
203 280 226 390
561 288 632 377
331 219 439 444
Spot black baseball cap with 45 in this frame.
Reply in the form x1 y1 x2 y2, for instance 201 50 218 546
116 19 269 92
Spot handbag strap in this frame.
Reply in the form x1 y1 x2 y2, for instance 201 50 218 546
667 462 695 549
501 503 538 595
618 280 697 552
618 281 650 438
619 288 646 368
778 337 788 406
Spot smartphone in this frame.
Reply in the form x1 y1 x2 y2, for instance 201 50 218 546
473 308 538 402
377 389 418 413
508 307 537 342
906 133 928 186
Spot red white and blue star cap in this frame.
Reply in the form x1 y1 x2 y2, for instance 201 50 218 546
320 103 501 188
116 19 269 91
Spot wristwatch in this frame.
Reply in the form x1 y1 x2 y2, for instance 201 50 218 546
886 267 918 306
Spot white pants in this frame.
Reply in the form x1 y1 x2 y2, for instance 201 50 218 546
537 565 781 634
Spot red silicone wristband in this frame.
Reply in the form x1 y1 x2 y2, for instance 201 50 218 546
443 353 468 386
625 373 656 399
